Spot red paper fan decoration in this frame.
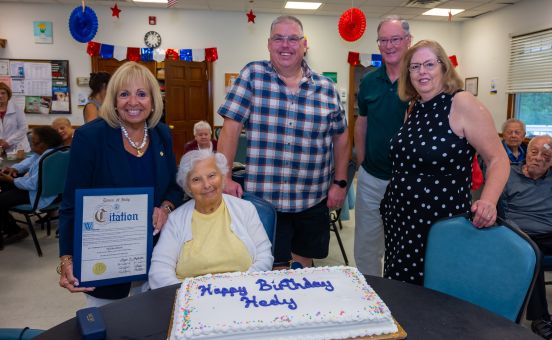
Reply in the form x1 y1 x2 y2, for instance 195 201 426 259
338 8 366 42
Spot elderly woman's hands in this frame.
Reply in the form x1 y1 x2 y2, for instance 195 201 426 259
57 256 95 293
471 199 497 228
152 201 174 235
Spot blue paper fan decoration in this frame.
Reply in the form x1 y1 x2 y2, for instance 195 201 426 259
68 5 98 43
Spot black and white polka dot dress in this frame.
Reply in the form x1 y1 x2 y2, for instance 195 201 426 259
380 92 475 285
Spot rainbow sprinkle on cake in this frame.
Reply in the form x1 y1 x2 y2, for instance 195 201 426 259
170 266 397 340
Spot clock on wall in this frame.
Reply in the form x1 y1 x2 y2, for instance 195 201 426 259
144 31 161 48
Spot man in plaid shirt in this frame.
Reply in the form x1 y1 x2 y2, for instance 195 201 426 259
218 15 349 268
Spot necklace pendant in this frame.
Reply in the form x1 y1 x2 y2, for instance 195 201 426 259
136 149 143 157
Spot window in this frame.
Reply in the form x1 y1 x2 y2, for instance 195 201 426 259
508 28 552 136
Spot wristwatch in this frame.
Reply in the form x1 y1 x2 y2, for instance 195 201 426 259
333 179 347 188
161 203 173 214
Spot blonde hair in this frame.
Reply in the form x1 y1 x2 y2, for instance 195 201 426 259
99 62 163 128
398 40 463 102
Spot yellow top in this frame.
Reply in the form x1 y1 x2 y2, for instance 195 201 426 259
176 199 253 279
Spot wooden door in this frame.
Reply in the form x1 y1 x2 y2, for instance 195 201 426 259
164 60 212 162
348 64 375 155
91 57 156 75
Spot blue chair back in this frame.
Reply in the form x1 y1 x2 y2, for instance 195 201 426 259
37 146 71 202
241 193 276 254
424 215 540 322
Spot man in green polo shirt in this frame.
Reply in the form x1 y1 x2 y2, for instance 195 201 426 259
354 16 411 276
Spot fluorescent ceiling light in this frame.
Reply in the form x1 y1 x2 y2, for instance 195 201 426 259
423 8 465 16
133 0 168 3
285 2 322 10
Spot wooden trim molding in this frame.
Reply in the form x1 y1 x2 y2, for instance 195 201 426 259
507 93 515 119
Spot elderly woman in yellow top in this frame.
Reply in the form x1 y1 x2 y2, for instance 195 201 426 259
149 149 273 288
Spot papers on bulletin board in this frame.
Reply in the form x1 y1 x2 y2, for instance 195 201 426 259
24 62 52 80
0 60 8 75
4 59 71 114
0 75 11 87
9 61 25 77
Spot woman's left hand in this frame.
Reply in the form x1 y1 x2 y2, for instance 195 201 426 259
471 199 497 228
152 206 169 235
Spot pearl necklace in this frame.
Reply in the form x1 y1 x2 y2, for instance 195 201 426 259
121 122 148 157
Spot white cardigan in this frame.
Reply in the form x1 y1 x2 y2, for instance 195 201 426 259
0 101 31 153
149 194 274 289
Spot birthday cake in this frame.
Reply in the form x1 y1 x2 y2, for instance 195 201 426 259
169 266 398 339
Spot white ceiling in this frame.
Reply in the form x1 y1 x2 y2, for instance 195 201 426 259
1 0 523 22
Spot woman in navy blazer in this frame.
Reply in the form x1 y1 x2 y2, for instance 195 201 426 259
58 62 183 306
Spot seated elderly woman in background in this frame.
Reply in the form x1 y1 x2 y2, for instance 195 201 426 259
183 120 218 154
501 118 527 165
149 150 273 288
52 117 74 146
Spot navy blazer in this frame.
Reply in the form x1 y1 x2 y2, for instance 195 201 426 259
59 119 183 299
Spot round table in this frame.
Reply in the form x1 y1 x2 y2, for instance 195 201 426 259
36 275 539 339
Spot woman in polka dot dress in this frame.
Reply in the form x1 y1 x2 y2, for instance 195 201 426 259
380 40 510 285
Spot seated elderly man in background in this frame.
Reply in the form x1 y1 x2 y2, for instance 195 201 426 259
498 134 552 339
502 118 527 165
0 126 63 248
183 120 217 154
51 117 74 146
148 150 273 288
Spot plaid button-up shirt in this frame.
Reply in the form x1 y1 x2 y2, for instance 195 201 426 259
218 60 347 212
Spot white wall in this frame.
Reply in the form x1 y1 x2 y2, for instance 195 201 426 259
0 2 461 127
459 0 552 127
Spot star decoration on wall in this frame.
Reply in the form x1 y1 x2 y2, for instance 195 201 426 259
111 3 121 18
246 9 256 23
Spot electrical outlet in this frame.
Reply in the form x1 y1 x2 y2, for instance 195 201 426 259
77 77 90 86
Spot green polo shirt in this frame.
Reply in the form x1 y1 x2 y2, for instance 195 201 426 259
357 64 408 180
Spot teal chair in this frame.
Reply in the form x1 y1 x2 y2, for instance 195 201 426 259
424 215 540 322
0 327 44 339
9 146 71 256
242 193 276 255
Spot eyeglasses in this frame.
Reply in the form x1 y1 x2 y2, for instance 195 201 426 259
270 35 304 46
376 35 408 47
408 59 442 73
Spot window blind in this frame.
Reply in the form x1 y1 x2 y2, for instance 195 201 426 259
507 28 552 93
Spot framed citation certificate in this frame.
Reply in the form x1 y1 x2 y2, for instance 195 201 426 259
73 187 154 287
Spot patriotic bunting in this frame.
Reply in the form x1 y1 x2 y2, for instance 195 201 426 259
180 49 192 61
84 42 218 62
127 47 140 61
347 51 381 67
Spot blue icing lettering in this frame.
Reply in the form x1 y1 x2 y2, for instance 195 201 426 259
242 294 297 310
255 277 334 292
198 284 247 297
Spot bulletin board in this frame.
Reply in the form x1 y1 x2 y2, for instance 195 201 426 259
0 59 71 115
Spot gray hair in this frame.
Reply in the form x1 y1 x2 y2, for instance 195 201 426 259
501 118 526 134
377 15 410 36
193 120 212 136
270 15 304 35
527 134 552 149
177 150 229 198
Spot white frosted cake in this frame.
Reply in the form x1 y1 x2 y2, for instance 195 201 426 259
169 266 398 340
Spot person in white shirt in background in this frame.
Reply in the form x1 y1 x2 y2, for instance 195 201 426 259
0 82 31 155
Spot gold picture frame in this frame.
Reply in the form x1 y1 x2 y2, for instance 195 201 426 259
465 77 478 96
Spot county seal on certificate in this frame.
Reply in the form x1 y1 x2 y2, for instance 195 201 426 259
73 187 154 287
